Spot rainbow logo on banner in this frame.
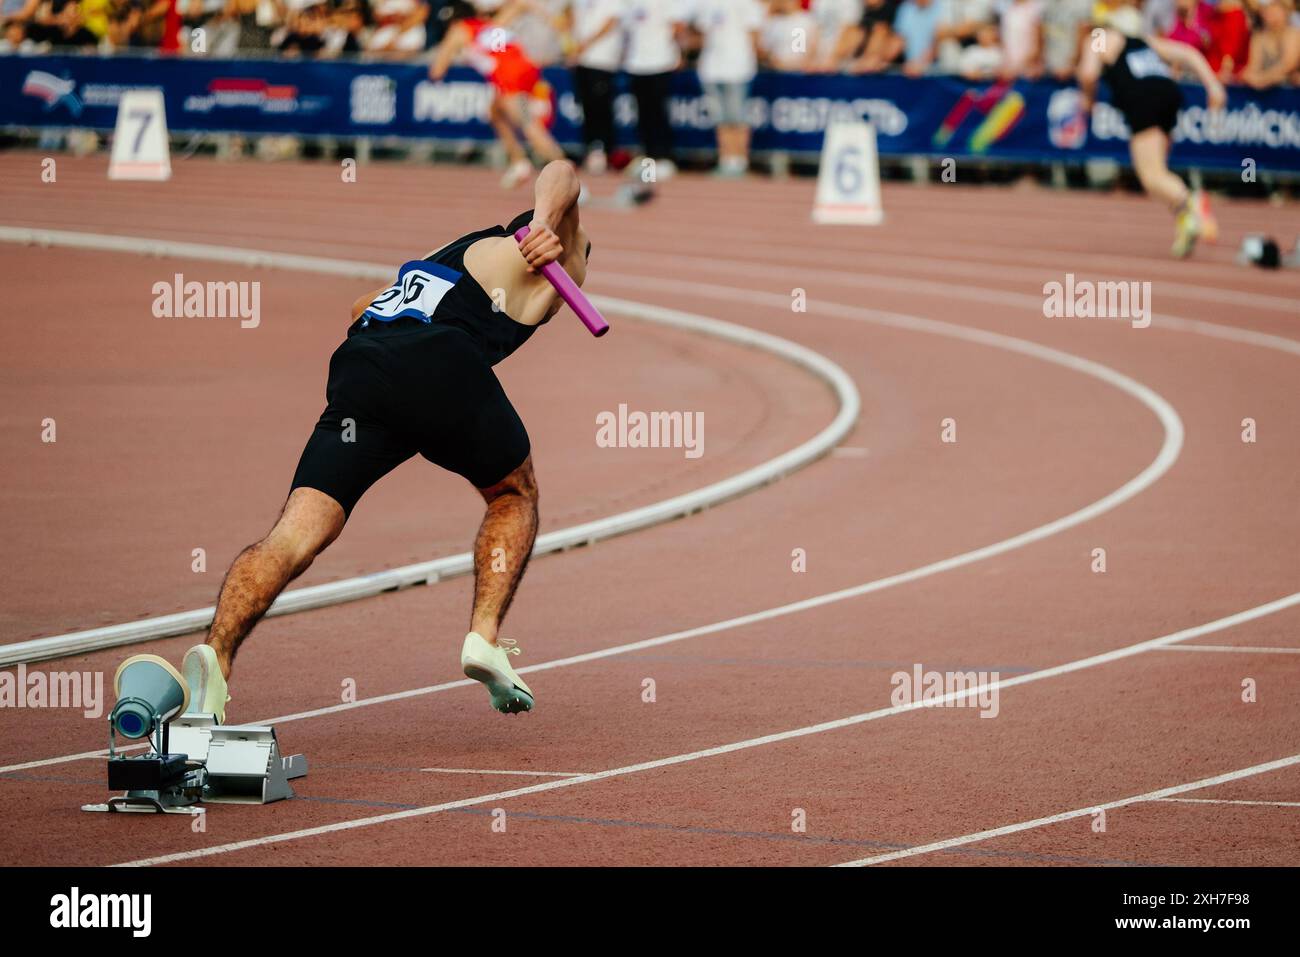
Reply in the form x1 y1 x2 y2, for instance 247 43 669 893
933 83 1026 153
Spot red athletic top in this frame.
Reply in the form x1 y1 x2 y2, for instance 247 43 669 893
1208 6 1250 75
160 0 181 52
462 18 542 95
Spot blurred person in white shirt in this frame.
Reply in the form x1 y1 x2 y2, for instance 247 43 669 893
1040 0 1089 80
675 0 765 177
934 0 993 73
368 0 428 56
996 0 1042 78
501 0 567 65
811 0 861 41
761 0 819 70
623 0 682 176
958 19 1002 76
561 0 624 173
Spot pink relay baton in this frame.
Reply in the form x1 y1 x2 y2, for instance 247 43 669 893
514 226 609 337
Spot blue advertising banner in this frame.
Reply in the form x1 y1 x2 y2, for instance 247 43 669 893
4 54 1299 171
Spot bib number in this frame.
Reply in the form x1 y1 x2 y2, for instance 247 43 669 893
363 263 460 323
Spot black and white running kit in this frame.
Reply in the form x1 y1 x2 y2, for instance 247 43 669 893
1102 36 1182 135
290 210 540 514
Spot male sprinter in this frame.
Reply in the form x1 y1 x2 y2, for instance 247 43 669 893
181 160 591 720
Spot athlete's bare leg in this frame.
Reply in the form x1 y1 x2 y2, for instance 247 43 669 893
500 94 565 164
469 455 539 645
489 95 528 165
1129 127 1189 212
205 488 345 679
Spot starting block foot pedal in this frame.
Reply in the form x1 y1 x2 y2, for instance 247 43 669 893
171 714 307 803
203 724 306 805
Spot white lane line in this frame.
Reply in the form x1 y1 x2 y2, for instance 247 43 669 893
419 768 586 778
1150 797 1300 808
830 447 870 458
0 746 147 774
600 249 1300 358
1159 644 1300 654
835 753 1300 867
602 220 1300 312
0 237 1187 774
114 591 1300 867
0 227 860 667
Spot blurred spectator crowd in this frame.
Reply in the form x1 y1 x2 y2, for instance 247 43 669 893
2 0 1297 89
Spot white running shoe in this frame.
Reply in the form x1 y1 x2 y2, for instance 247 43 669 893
181 643 229 724
500 159 535 189
584 148 608 176
461 632 534 714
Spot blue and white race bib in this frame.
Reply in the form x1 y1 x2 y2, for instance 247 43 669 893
1126 47 1171 80
362 261 462 323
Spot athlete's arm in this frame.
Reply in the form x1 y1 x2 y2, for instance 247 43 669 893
1149 35 1226 110
429 21 469 81
1075 35 1102 112
492 0 532 27
517 160 581 274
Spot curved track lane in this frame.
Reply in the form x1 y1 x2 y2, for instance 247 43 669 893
0 157 1296 867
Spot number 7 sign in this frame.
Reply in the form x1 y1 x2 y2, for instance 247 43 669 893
109 89 171 181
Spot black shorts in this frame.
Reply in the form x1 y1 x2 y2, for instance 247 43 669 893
290 320 530 515
1120 79 1182 135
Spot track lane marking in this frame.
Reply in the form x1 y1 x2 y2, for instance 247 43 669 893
0 227 860 667
419 768 586 778
834 752 1300 867
1150 797 1300 808
594 255 1300 357
114 590 1300 866
1158 644 1300 654
5 187 1294 868
1 242 1188 773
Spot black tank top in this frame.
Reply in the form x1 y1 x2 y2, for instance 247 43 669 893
1102 36 1175 114
355 209 541 366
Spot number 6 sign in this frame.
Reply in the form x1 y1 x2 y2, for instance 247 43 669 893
813 121 883 226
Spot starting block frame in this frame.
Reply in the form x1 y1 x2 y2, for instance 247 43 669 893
83 714 307 814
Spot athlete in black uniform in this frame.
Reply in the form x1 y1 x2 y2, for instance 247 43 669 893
290 211 543 512
1077 4 1226 257
181 161 591 720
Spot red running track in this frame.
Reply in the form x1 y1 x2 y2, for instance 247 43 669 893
0 156 1297 866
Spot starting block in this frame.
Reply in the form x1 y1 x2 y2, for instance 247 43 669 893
81 653 306 815
82 715 307 814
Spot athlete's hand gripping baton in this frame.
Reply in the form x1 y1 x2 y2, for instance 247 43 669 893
514 226 609 337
